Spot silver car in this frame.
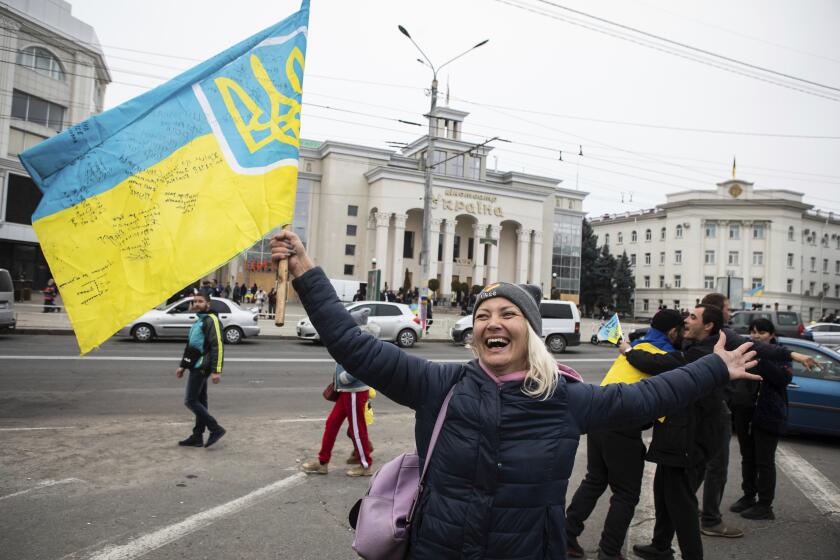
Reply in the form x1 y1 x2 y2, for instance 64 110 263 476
805 323 840 346
297 301 422 347
117 297 259 344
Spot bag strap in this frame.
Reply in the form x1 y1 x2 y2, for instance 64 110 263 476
420 384 456 482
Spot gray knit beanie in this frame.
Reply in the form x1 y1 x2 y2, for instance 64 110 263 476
473 282 543 336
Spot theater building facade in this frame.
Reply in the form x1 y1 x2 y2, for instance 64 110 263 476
226 107 587 302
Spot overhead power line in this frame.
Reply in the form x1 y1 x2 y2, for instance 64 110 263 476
492 0 840 102
531 0 840 93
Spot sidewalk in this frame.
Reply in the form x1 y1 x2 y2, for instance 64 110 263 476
9 294 649 343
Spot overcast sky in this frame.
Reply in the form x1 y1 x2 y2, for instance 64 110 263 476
67 0 840 218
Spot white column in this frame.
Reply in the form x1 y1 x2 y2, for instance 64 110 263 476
374 212 391 287
487 225 501 284
472 223 487 287
390 213 407 290
516 228 530 283
717 220 728 279
366 214 376 269
441 219 457 298
429 218 443 282
742 220 752 289
530 230 543 286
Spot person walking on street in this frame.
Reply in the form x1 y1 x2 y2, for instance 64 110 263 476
267 287 277 319
42 278 58 313
255 288 266 316
729 318 792 521
302 309 379 477
565 309 685 560
175 291 226 448
270 230 759 559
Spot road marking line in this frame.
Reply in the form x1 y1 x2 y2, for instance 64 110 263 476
777 444 840 524
81 472 306 560
0 478 83 501
0 426 76 432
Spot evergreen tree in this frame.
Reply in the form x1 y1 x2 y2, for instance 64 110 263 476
592 244 617 314
579 219 600 315
613 251 635 316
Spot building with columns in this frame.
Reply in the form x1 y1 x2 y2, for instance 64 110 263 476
226 106 588 302
590 179 840 322
0 0 110 289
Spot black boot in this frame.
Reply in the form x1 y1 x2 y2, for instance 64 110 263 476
631 543 675 560
205 427 226 448
729 495 757 513
178 433 203 447
741 503 775 520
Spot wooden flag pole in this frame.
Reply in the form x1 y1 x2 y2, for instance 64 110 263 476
274 224 291 326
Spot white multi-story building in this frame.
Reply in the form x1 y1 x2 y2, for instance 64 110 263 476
222 106 588 302
0 0 110 289
590 179 840 321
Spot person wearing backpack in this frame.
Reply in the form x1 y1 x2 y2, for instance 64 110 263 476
270 230 760 560
174 291 226 448
301 309 379 477
729 318 792 521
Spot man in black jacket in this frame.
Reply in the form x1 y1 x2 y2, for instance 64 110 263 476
622 304 730 560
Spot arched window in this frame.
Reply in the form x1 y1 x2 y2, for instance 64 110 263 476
604 233 610 246
17 46 64 80
787 226 795 241
676 224 684 238
645 229 651 241
660 227 666 241
631 230 637 242
617 232 623 244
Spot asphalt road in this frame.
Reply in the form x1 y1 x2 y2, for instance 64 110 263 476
0 334 838 559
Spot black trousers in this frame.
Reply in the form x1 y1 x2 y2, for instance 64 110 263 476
651 464 705 560
701 408 731 528
733 407 779 506
565 429 646 556
184 369 220 435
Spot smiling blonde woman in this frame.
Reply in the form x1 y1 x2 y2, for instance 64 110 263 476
270 230 760 560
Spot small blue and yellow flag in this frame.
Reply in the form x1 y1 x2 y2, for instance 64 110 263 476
746 284 765 297
598 313 624 344
19 1 310 354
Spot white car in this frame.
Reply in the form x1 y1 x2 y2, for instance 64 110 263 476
450 300 581 353
117 297 260 344
297 301 423 348
805 323 840 346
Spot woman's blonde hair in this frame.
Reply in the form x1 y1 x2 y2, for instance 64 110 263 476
522 323 559 400
470 322 558 400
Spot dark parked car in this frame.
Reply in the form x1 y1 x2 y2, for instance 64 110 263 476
778 337 840 437
730 310 808 339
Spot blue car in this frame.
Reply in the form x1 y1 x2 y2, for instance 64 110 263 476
777 337 840 437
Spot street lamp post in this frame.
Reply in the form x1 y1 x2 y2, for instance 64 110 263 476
398 25 488 312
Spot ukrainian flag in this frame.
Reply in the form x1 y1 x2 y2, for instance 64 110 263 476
747 284 765 297
19 1 310 354
598 313 624 344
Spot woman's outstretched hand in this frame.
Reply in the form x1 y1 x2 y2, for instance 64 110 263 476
270 229 314 278
714 331 761 381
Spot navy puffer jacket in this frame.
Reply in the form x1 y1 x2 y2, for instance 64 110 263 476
294 268 730 559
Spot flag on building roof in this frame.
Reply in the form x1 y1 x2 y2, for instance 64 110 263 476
598 313 624 344
732 156 737 179
19 0 310 354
